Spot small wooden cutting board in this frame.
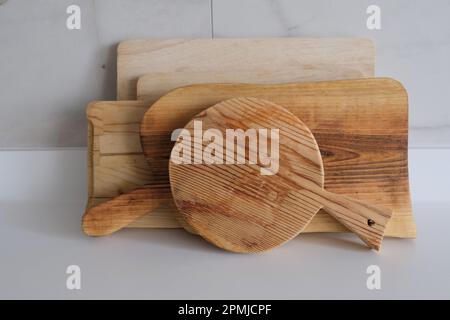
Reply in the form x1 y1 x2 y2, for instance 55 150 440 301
169 97 393 252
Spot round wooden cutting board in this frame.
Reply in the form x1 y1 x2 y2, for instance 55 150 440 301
169 97 393 253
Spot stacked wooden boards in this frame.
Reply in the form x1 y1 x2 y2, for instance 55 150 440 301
87 80 416 238
117 38 375 100
85 38 416 237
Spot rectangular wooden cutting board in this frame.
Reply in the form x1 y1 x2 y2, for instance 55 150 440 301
87 78 416 237
117 38 375 100
87 100 181 228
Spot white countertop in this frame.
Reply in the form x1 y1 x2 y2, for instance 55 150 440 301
0 148 449 299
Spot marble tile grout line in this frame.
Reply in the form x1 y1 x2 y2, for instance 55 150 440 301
210 0 214 38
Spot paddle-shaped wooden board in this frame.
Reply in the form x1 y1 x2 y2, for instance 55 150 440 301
86 78 416 238
117 38 374 100
169 97 393 252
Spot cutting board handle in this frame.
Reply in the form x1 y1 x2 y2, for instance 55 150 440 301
314 189 393 250
82 184 170 236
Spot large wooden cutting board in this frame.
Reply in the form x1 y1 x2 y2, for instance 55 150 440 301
87 78 416 237
117 38 374 100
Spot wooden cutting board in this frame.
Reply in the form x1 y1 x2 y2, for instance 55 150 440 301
87 78 416 238
117 38 374 100
86 100 182 228
169 97 393 252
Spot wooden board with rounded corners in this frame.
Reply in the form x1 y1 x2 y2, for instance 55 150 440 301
85 78 416 238
140 78 415 238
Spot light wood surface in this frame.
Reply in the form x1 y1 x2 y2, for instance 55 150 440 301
137 69 368 103
169 98 392 252
86 101 190 230
86 78 416 238
118 38 374 100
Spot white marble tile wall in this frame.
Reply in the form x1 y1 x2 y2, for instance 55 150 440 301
213 0 450 148
0 0 448 148
0 0 211 147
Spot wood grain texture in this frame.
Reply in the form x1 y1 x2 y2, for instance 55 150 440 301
137 69 368 103
86 78 416 238
169 98 392 252
118 38 374 100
